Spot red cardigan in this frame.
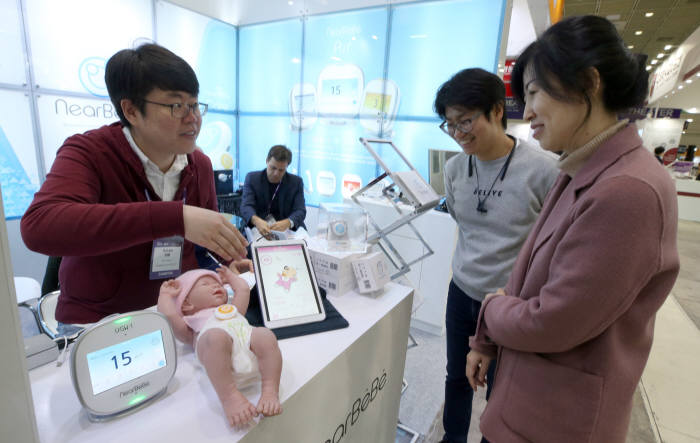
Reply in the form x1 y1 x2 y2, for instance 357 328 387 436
470 125 679 443
21 123 218 323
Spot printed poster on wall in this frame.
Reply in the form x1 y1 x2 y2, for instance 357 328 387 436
0 91 40 219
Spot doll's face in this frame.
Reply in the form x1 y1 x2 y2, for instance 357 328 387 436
282 266 296 278
182 276 227 314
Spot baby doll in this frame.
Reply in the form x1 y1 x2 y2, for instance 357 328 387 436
158 265 282 428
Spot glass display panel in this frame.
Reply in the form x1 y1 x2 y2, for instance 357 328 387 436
239 19 302 114
387 0 505 118
0 91 39 219
86 330 167 395
0 0 27 85
384 119 456 184
36 94 117 171
156 1 237 111
198 111 237 170
25 0 153 96
238 115 301 189
298 118 377 206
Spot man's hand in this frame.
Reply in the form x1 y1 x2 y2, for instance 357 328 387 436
252 216 271 237
183 205 248 261
229 259 254 274
466 349 492 392
270 219 291 232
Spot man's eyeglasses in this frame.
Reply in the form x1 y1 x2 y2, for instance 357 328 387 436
144 100 208 118
439 111 483 137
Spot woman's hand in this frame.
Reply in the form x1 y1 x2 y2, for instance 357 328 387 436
229 258 254 274
483 287 506 303
466 349 493 392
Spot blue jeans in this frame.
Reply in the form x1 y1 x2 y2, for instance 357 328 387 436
442 280 496 443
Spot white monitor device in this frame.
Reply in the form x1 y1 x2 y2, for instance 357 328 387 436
251 239 326 329
70 311 177 421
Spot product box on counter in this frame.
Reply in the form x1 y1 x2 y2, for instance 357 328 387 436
307 238 363 296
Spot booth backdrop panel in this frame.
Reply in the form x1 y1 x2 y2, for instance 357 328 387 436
298 118 378 206
0 91 39 220
156 1 237 111
36 94 117 172
387 0 505 118
24 0 153 97
238 115 301 188
381 119 456 183
238 19 303 114
198 111 237 171
0 0 26 85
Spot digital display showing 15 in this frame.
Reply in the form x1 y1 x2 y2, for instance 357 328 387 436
322 78 358 100
86 330 167 395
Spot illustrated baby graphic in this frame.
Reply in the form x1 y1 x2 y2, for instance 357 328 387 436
275 266 297 291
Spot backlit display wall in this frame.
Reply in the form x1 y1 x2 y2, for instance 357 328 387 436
0 0 505 218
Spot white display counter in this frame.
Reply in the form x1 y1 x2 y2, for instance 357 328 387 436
351 196 457 336
28 283 413 443
675 178 700 222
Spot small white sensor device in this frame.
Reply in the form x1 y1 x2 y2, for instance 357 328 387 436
70 311 177 422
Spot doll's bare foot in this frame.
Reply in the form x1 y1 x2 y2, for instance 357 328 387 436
221 389 258 428
256 389 282 416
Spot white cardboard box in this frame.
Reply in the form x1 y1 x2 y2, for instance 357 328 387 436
308 247 362 296
352 251 390 294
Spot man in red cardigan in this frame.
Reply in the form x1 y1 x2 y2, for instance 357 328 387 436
21 44 247 326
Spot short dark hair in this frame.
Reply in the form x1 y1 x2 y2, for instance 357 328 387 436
434 68 507 129
105 43 199 127
654 146 665 155
267 145 292 164
511 15 648 121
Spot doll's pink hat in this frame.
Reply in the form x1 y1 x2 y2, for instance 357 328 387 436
174 269 222 312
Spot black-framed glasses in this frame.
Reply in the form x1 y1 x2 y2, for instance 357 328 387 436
439 111 483 137
143 100 208 118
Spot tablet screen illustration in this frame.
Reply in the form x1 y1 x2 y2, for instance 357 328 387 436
256 244 322 321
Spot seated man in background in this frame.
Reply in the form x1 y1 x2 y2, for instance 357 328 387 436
21 43 248 326
240 145 306 238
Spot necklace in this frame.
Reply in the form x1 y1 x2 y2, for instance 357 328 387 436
469 141 516 214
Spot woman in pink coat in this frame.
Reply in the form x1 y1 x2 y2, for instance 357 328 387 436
466 15 679 443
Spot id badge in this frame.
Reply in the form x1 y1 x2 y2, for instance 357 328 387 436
150 236 184 279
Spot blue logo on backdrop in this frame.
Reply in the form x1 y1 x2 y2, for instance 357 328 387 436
79 57 108 97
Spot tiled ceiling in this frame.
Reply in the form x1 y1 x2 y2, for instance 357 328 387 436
563 0 700 72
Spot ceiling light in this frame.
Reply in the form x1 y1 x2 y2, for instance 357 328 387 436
635 30 643 35
288 1 293 5
645 12 654 17
657 53 665 58
371 35 378 40
290 57 300 64
646 66 652 71
678 85 684 90
687 119 694 123
606 14 621 20
683 130 687 134
628 45 634 49
664 44 673 51
696 72 700 77
687 107 699 113
687 79 693 84
651 59 658 65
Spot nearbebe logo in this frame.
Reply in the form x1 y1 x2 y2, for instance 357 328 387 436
78 56 108 98
324 369 388 443
120 381 149 398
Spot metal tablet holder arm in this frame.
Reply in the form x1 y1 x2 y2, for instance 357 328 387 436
352 138 443 280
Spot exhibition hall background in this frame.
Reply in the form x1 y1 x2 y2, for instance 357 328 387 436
0 0 506 221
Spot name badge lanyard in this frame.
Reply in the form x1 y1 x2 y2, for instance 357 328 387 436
469 143 516 214
265 181 282 222
148 188 187 279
